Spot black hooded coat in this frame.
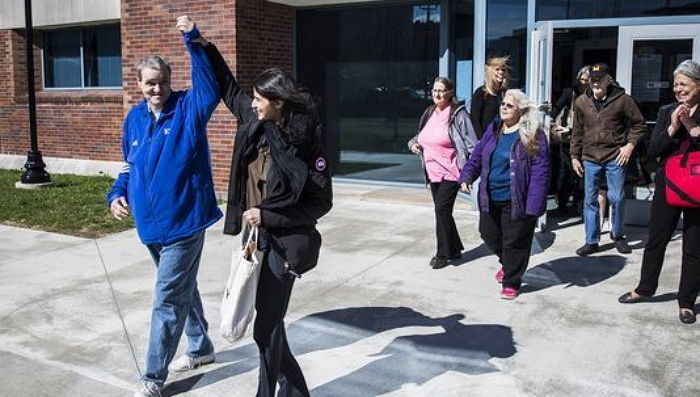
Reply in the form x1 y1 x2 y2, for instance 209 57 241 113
204 44 333 275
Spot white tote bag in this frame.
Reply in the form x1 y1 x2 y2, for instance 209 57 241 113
220 227 261 342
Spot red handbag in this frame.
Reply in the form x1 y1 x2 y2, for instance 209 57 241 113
665 139 700 208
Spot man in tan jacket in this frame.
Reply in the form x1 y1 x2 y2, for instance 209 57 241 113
570 63 646 256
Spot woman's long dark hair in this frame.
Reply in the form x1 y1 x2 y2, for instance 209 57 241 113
252 68 317 124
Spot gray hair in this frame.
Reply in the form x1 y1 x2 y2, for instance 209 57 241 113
674 59 700 81
503 89 540 156
576 65 590 80
137 55 171 81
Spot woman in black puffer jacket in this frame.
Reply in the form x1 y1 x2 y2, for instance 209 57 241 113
195 36 332 396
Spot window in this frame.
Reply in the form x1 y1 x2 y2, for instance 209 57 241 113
297 3 439 158
537 0 700 21
486 0 528 89
43 24 122 89
452 0 475 101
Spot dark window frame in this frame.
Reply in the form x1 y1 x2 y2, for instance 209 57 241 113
41 23 122 90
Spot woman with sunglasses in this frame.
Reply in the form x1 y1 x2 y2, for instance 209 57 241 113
408 77 478 269
459 89 550 299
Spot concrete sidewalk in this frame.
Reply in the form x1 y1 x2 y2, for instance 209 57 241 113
0 182 698 397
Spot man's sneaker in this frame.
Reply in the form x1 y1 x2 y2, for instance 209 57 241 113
168 352 215 372
495 268 504 283
613 237 631 254
576 243 599 256
500 287 518 300
134 380 162 397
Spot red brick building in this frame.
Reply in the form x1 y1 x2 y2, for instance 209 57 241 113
0 0 293 194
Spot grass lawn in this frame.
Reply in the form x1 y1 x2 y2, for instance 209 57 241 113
0 169 135 238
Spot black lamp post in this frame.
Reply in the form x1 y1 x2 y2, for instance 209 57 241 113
19 0 50 186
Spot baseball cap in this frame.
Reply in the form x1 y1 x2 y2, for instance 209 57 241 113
589 63 610 80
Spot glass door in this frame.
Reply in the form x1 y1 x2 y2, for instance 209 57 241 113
529 21 553 124
528 21 553 230
617 24 700 124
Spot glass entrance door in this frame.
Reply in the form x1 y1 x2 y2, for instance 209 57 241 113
618 24 700 123
528 21 553 230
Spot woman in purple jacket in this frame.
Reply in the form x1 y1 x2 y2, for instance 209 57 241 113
460 89 550 299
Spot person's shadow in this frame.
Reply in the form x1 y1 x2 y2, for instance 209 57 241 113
453 231 556 267
521 255 626 293
306 307 516 396
165 307 516 396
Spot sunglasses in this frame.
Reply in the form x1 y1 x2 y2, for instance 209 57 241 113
500 102 516 110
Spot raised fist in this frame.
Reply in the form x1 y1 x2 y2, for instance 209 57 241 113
176 15 195 33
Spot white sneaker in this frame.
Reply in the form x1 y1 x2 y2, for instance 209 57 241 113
168 352 215 372
134 380 162 397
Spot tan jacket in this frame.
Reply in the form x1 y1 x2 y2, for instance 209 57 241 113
570 85 646 163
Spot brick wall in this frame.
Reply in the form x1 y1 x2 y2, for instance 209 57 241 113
0 0 295 195
0 28 124 163
120 0 294 192
234 0 294 89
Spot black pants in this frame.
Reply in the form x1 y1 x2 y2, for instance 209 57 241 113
634 178 700 309
430 181 464 258
479 201 537 289
557 142 583 211
254 249 309 397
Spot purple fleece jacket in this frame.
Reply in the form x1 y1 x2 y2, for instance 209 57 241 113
459 120 550 220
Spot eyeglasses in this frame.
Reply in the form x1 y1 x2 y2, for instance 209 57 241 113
432 89 448 94
500 102 516 110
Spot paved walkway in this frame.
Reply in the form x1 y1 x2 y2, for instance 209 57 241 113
0 182 697 397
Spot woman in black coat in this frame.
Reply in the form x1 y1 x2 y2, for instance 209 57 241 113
470 55 510 140
196 37 332 395
618 59 700 324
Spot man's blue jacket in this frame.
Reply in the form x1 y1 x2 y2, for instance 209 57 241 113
107 27 222 245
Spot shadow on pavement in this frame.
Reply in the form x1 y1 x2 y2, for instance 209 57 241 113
644 292 678 303
163 343 258 396
521 254 626 294
452 243 491 266
546 214 583 232
166 307 516 396
454 230 555 267
301 307 516 396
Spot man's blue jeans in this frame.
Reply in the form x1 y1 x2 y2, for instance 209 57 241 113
583 160 626 245
143 230 214 386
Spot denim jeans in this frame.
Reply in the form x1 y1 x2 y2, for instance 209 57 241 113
583 160 626 244
143 229 214 385
470 177 481 211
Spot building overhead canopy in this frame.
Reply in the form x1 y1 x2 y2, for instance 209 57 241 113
268 0 413 7
0 0 120 29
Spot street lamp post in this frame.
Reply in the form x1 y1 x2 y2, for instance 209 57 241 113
18 0 51 187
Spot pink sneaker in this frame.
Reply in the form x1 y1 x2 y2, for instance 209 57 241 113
495 268 504 283
501 287 518 300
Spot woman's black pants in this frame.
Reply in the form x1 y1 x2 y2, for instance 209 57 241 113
634 179 700 310
430 181 464 257
479 201 537 289
254 249 309 397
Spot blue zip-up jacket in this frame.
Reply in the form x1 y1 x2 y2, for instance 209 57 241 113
107 27 222 245
459 120 550 220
